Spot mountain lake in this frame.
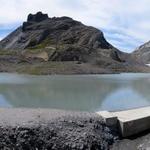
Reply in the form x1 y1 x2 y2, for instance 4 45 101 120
0 73 150 112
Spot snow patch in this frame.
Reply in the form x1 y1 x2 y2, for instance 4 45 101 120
146 64 150 67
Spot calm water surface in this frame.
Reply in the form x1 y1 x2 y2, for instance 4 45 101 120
0 73 150 112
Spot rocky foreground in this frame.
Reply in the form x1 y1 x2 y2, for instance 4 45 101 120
1 108 150 150
0 108 119 150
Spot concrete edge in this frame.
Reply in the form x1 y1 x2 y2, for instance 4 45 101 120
96 111 118 127
97 106 150 137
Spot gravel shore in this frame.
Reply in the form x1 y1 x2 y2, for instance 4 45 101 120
0 108 118 150
111 131 150 150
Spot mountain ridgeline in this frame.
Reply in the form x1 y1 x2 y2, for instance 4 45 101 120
0 12 120 61
0 12 149 74
132 41 150 64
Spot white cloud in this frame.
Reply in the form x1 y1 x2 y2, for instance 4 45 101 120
0 0 150 52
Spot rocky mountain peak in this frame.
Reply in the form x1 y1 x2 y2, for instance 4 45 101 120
22 12 49 31
27 12 49 22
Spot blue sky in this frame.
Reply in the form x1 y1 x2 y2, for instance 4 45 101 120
0 0 150 52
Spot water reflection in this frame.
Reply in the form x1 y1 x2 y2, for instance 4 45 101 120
0 73 150 112
101 87 149 111
0 94 12 107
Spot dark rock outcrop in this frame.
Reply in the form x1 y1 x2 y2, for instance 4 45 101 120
27 12 48 22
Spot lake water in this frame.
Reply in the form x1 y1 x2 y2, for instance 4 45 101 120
0 73 150 112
